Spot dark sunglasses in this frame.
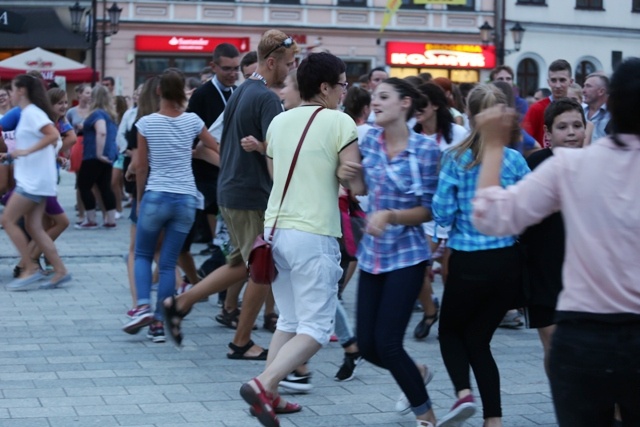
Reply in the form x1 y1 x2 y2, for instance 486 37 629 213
263 36 294 59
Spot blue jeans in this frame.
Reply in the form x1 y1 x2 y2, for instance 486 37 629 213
134 191 197 321
550 319 640 427
357 262 431 416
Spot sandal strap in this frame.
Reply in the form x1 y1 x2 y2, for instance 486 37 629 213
228 339 255 354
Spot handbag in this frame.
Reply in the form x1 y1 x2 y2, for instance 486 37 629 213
248 106 325 285
339 190 366 258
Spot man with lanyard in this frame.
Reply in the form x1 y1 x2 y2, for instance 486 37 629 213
179 43 240 286
523 59 573 148
582 73 610 144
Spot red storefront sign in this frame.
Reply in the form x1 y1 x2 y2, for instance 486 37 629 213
386 42 496 69
135 35 250 53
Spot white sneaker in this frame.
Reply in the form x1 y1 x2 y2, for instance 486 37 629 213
395 365 434 415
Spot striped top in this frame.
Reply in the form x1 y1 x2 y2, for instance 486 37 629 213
136 112 204 196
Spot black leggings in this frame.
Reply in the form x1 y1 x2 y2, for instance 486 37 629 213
78 158 116 211
438 245 521 419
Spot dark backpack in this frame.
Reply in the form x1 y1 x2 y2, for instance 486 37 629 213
197 245 226 278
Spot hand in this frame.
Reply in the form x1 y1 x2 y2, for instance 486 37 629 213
337 161 362 182
365 210 393 237
474 105 517 149
241 135 263 153
98 155 113 164
125 167 135 181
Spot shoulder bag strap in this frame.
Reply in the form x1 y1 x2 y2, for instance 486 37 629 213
269 107 324 239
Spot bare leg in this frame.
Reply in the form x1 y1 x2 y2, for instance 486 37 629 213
229 279 270 358
264 287 276 315
174 263 247 313
418 267 438 318
177 252 199 285
1 194 39 278
24 202 67 281
224 281 245 313
111 168 123 213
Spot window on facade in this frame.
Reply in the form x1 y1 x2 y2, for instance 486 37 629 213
270 0 301 4
447 0 474 11
633 0 640 11
338 0 367 6
517 58 539 97
400 0 425 10
575 60 596 86
516 0 546 5
575 0 603 10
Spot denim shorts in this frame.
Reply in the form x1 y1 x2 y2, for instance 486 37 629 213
15 186 46 204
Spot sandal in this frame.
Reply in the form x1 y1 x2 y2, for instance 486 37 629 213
215 308 240 329
227 340 268 360
414 312 439 339
239 378 279 427
499 309 524 329
162 296 191 346
250 395 302 416
263 312 279 333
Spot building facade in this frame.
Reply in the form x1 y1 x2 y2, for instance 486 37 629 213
504 0 640 97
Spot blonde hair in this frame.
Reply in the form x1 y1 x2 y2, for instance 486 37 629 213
257 29 299 63
452 84 520 169
89 84 117 122
136 76 161 121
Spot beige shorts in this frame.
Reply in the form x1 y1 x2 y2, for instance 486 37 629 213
219 206 264 267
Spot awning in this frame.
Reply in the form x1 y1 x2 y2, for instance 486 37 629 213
0 8 88 50
0 47 96 82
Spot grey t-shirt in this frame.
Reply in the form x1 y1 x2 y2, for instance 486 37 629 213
218 79 284 210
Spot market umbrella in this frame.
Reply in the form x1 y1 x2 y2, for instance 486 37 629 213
0 47 96 83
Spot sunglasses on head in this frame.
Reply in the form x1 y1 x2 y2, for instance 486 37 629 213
263 36 294 59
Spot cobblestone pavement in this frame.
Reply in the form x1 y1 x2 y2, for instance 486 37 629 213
0 172 558 427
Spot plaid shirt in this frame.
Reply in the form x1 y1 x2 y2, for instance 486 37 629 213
433 147 530 251
357 127 439 274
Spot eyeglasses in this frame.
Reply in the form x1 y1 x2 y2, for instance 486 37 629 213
218 66 240 73
263 36 294 59
336 82 349 90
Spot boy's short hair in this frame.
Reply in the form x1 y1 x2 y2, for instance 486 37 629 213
548 59 572 75
489 65 514 81
544 98 586 130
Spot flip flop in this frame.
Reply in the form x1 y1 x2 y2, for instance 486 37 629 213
227 340 268 360
162 296 191 346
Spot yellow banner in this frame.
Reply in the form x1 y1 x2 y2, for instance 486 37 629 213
380 0 402 33
413 0 467 5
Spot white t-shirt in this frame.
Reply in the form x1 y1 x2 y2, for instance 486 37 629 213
14 104 57 196
136 112 204 197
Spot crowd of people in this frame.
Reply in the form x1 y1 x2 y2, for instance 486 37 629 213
0 27 638 427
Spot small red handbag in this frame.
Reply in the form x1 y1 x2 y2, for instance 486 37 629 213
247 107 325 285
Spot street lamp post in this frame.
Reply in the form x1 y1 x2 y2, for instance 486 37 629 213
479 21 525 66
69 1 122 86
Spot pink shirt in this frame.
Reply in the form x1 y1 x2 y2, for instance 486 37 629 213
472 135 640 315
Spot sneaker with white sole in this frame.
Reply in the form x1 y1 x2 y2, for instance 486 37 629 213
395 365 434 415
335 352 363 382
122 306 154 334
74 221 99 230
436 394 477 427
146 322 166 343
279 371 313 393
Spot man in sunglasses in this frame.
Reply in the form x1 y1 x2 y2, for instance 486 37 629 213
179 43 241 287
166 30 298 362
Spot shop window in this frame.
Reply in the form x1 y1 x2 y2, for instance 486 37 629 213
575 0 603 10
344 61 370 84
448 0 475 11
575 60 596 86
516 0 546 5
338 0 367 6
136 56 209 87
634 0 640 11
517 58 539 97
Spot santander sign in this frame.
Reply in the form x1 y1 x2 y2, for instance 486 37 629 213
386 42 496 69
135 35 250 53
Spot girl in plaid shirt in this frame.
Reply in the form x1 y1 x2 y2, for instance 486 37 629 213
432 84 529 427
354 78 440 427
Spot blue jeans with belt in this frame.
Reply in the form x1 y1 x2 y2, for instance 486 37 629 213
549 319 640 426
134 191 197 321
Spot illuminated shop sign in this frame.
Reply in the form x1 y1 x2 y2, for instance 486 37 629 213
135 35 250 53
386 42 496 69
